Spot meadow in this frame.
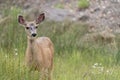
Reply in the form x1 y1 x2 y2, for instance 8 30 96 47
0 7 120 80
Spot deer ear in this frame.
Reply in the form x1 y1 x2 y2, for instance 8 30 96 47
36 13 45 24
18 15 26 25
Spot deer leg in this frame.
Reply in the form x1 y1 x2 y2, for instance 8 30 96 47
48 71 52 80
41 69 52 80
39 68 47 80
48 65 53 80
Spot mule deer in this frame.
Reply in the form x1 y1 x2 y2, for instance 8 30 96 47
18 13 54 80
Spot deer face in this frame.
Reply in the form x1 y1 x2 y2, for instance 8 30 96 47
18 13 45 38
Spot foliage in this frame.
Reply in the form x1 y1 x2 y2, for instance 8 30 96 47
78 0 90 9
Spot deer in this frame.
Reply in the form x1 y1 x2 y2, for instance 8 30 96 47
18 13 54 80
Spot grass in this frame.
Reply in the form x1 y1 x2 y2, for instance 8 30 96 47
0 48 120 80
54 3 64 9
0 7 120 80
78 0 89 10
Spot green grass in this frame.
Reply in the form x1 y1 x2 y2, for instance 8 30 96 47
0 48 120 80
54 3 64 9
78 0 89 9
0 7 120 80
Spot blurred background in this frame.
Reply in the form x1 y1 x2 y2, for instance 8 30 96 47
0 0 120 80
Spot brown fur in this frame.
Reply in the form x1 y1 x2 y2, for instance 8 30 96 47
26 37 54 80
18 13 54 80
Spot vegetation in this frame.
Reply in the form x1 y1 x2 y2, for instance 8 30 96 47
78 0 90 10
54 3 64 9
0 7 120 80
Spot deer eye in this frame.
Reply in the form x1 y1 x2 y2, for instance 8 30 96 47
35 26 38 28
26 27 29 29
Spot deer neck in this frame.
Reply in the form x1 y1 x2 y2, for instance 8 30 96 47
26 37 38 67
27 36 35 44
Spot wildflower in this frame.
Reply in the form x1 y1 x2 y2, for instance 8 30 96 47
14 48 18 52
94 63 98 66
106 70 109 73
15 52 18 56
92 63 98 68
106 69 113 75
92 65 96 68
14 48 18 56
92 62 104 74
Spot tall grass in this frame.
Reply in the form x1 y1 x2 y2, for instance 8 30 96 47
0 7 120 80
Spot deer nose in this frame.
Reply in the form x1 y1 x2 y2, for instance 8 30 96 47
32 33 37 37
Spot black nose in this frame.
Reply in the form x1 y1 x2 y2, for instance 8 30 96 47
32 33 37 37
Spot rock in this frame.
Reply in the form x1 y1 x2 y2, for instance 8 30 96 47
90 7 100 13
0 0 120 33
77 15 89 21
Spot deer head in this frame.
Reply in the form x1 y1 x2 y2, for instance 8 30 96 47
18 13 45 38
